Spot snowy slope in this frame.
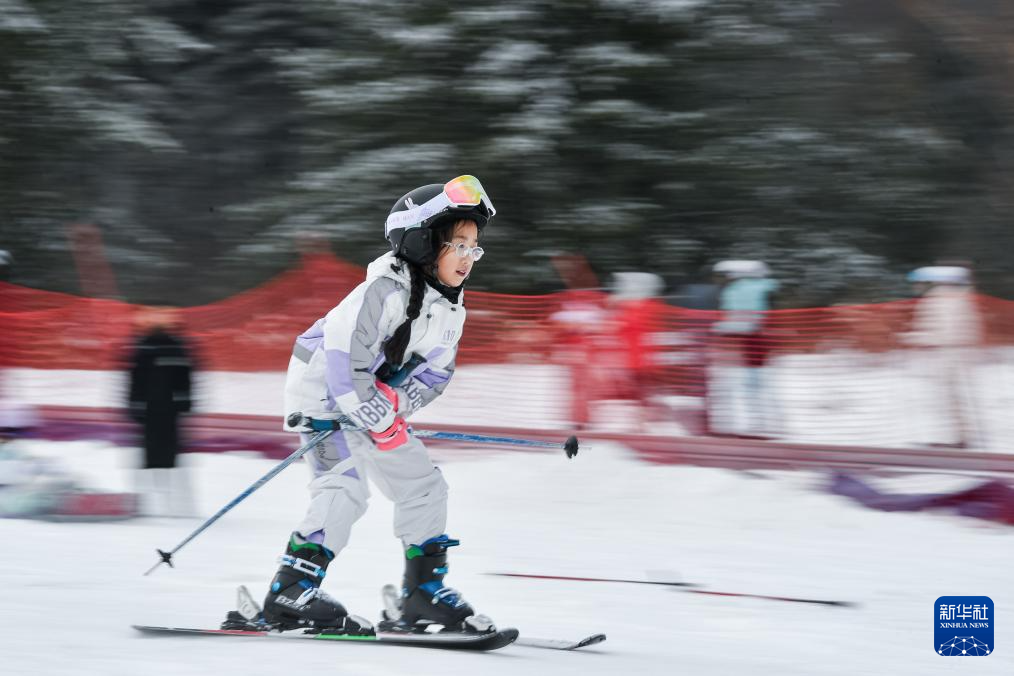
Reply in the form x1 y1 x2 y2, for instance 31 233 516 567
1 439 1011 676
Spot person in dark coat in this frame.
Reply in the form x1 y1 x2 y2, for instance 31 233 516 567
128 307 195 516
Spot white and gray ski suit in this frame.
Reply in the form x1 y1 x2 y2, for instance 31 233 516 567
282 252 465 554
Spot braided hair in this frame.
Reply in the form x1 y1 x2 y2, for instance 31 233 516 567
383 218 462 368
383 260 428 368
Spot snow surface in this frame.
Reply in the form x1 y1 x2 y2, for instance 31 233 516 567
2 439 1011 675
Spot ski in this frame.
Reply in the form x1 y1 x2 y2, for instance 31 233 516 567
380 583 605 651
488 572 697 587
490 571 853 607
515 633 607 650
676 588 855 607
132 581 604 653
132 624 519 651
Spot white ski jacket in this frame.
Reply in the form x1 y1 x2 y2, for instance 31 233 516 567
283 252 465 432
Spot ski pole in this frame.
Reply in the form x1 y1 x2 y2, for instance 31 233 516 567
297 414 583 458
411 429 581 457
142 423 336 576
144 410 582 575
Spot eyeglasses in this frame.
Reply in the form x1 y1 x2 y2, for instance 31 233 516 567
385 175 496 236
443 242 485 261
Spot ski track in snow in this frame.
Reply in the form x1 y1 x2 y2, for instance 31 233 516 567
1 439 1012 675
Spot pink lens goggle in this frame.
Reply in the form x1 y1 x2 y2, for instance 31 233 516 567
385 175 496 236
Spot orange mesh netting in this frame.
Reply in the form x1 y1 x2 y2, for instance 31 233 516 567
2 256 1014 448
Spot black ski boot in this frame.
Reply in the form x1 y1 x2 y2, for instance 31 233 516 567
260 533 370 634
384 534 493 633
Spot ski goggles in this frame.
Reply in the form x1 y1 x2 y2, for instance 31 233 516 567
385 175 496 236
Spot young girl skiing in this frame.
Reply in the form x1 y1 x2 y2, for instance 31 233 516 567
261 176 495 635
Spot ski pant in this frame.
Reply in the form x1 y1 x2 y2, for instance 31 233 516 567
294 428 448 555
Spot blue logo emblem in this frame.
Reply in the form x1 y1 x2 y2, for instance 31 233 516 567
935 596 993 656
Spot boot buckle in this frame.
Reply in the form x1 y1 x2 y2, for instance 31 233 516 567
280 554 326 579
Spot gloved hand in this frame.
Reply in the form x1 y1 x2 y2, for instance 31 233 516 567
368 382 409 451
392 380 424 418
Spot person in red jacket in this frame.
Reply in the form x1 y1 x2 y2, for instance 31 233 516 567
608 273 668 421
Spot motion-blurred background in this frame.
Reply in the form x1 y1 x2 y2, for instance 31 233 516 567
3 0 1014 453
3 0 1014 302
0 3 1012 673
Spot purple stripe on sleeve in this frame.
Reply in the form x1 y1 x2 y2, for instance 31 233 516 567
295 318 326 354
325 349 355 397
298 318 326 341
415 368 450 389
406 346 446 379
296 334 323 355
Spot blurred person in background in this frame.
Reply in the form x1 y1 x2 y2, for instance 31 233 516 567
128 305 195 517
710 260 781 437
0 402 55 517
607 272 670 428
547 254 608 430
250 176 496 636
673 265 726 435
0 403 139 519
902 266 984 448
675 264 723 313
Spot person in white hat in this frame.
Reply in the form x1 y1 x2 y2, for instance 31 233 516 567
902 265 983 448
710 260 781 437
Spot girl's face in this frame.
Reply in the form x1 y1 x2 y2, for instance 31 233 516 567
435 220 479 288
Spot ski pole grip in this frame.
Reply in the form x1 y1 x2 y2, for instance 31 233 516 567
286 412 354 432
307 417 348 431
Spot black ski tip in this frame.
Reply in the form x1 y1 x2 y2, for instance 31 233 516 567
825 600 858 608
564 436 579 459
499 628 520 647
577 633 607 648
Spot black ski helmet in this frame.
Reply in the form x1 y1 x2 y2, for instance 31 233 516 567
385 178 494 265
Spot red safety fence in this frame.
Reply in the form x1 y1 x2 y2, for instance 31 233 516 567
3 253 1014 451
0 253 561 371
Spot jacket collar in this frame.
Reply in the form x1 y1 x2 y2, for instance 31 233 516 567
365 252 463 307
